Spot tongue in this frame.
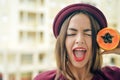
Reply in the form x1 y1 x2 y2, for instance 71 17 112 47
74 50 84 58
73 50 86 62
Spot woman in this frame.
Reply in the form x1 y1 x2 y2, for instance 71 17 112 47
34 3 120 80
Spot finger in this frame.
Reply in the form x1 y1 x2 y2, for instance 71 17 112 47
101 49 115 54
101 50 111 54
101 48 120 54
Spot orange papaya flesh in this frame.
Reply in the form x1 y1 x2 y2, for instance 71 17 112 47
97 28 120 50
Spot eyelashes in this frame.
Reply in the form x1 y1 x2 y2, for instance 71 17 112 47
84 33 92 36
66 33 92 36
67 34 76 36
67 28 92 37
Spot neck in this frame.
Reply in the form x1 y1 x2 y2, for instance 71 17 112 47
68 63 93 80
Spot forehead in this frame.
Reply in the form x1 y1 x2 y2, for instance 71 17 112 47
68 13 91 28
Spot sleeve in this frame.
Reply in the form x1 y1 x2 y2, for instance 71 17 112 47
34 70 56 80
102 66 120 80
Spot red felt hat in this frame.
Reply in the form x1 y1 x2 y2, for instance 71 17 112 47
53 3 107 38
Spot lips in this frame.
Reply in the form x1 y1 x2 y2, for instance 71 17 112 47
73 47 86 62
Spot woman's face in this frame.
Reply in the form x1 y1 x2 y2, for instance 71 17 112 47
65 13 92 68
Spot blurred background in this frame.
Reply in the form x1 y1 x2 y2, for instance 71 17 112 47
0 0 120 80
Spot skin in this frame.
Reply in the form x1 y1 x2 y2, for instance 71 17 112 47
65 13 93 80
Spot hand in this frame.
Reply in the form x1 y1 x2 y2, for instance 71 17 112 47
101 42 120 55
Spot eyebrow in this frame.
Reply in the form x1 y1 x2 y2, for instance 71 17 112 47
68 28 77 31
83 29 92 32
68 28 92 32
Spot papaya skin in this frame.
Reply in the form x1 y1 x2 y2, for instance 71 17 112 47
97 28 120 50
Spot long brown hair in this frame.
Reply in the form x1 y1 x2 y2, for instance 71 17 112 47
55 10 102 79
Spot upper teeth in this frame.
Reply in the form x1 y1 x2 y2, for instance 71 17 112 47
75 49 86 53
75 49 86 51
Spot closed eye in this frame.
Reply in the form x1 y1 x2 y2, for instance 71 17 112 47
67 34 76 36
84 29 92 36
84 33 92 36
67 28 77 36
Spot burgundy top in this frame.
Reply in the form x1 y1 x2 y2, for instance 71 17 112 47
34 66 120 80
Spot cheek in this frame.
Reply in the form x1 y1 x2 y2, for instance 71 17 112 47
85 37 92 48
86 38 92 50
65 38 73 53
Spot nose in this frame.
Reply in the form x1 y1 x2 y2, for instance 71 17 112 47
75 34 84 45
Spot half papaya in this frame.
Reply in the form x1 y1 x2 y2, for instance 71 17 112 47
97 28 120 50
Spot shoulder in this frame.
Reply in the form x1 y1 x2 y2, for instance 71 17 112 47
102 66 120 72
34 70 57 80
102 66 120 80
93 66 120 80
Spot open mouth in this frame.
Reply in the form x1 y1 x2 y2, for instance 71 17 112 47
73 47 87 62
